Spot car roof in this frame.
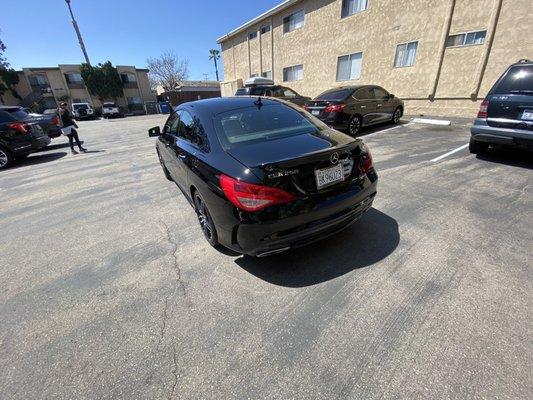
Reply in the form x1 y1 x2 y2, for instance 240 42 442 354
0 106 23 111
177 96 288 114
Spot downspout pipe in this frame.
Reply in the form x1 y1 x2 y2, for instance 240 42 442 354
470 0 503 100
430 0 456 100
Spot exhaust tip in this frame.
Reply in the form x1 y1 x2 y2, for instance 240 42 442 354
256 247 291 257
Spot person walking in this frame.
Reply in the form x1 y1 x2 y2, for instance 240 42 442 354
58 102 87 154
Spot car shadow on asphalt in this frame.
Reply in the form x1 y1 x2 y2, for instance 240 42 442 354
11 152 67 169
234 208 399 287
35 141 85 152
476 148 533 170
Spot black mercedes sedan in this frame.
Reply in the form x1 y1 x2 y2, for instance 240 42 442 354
304 85 404 135
149 97 377 257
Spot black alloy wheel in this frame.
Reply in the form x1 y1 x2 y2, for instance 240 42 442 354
193 192 219 247
348 116 362 136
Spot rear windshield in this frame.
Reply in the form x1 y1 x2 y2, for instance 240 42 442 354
4 107 29 120
103 103 116 107
213 103 327 149
492 65 533 94
73 104 89 110
235 88 248 96
316 88 354 101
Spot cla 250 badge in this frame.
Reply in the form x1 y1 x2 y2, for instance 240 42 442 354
267 169 299 179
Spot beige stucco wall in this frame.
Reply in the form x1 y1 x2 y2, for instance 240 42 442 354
219 0 533 117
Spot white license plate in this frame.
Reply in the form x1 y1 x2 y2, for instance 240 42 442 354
521 110 533 120
311 110 320 116
315 164 344 189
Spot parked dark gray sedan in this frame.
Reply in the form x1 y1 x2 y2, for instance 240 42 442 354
0 106 61 138
305 85 404 135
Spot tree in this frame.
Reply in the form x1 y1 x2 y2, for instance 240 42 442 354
80 61 124 102
209 49 220 81
146 52 189 92
0 33 20 103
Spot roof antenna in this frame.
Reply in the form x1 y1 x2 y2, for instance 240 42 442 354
254 96 263 110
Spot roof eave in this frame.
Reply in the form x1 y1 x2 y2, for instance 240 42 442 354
216 0 301 44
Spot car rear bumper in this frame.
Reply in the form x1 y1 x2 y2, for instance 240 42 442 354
226 174 378 256
12 135 51 155
316 112 350 130
471 118 533 148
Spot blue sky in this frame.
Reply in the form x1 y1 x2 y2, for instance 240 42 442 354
1 0 282 80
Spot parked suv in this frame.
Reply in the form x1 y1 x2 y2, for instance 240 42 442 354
235 77 311 106
470 59 533 153
71 102 95 120
102 102 123 118
0 106 61 138
0 109 50 170
305 85 404 135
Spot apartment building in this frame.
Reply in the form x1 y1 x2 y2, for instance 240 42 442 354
2 64 156 114
217 0 532 117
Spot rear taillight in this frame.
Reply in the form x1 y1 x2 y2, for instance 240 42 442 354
51 115 60 126
359 146 373 176
477 99 489 118
8 122 30 134
220 174 296 212
303 105 309 111
324 104 346 113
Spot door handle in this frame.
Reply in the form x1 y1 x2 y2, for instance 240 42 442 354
178 154 187 160
377 104 382 108
360 105 366 109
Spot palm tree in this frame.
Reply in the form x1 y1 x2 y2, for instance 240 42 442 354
209 49 220 81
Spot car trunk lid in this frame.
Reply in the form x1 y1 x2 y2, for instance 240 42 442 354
486 94 533 129
227 130 362 195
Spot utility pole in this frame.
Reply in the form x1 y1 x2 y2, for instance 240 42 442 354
65 0 90 65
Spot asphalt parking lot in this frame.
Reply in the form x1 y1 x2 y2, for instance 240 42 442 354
1 114 532 399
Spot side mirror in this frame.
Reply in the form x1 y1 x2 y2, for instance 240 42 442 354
389 94 395 99
148 126 161 137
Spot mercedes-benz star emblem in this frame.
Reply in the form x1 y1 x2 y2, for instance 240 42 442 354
330 152 339 164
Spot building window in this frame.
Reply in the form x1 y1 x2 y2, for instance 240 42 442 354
121 73 137 83
260 25 271 34
336 52 363 81
341 0 368 18
283 10 305 33
65 72 83 84
446 30 486 47
283 64 304 82
394 41 418 68
127 96 142 104
261 71 272 79
248 31 258 40
28 75 49 86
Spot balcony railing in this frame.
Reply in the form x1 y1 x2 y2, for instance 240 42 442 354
67 82 85 89
122 81 138 89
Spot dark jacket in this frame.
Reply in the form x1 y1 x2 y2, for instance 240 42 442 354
59 108 77 128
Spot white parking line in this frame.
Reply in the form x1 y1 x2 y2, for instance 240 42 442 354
360 122 412 137
430 143 469 162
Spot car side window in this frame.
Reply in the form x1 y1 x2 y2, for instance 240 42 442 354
163 112 181 135
282 88 298 97
372 87 389 100
178 110 210 151
249 87 266 96
354 88 374 100
270 87 285 98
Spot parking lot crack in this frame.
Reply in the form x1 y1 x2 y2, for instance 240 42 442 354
161 222 188 299
168 345 179 400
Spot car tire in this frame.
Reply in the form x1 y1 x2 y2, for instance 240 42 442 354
0 147 14 170
469 137 489 154
157 150 173 181
193 191 219 248
348 115 362 136
392 107 402 124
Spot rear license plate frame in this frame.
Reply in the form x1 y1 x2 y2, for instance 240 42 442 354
315 164 344 190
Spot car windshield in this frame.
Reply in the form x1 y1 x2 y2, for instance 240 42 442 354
214 103 327 149
493 65 533 94
4 107 29 120
316 88 354 101
235 88 248 96
73 104 89 110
